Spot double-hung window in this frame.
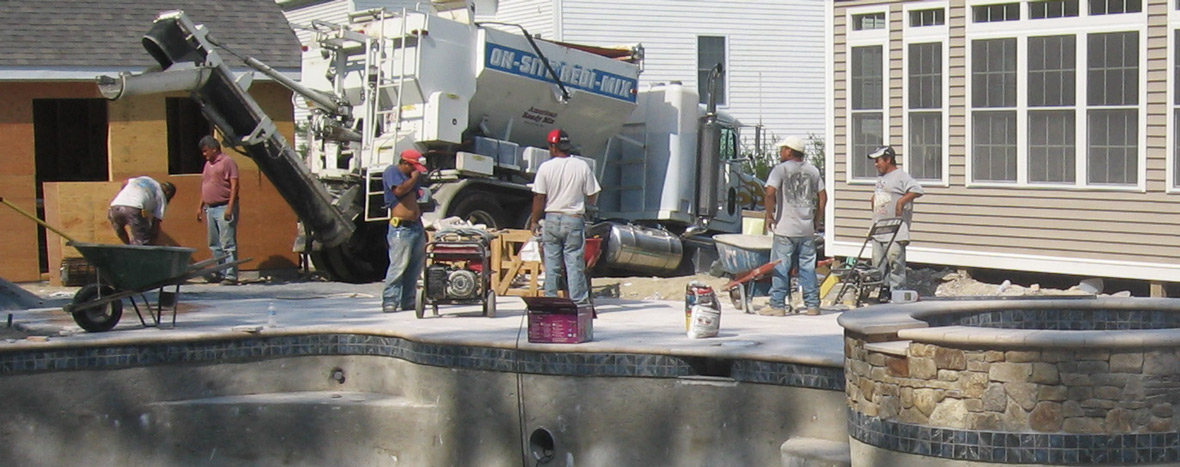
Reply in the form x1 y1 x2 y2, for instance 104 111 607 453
847 8 888 181
905 3 949 183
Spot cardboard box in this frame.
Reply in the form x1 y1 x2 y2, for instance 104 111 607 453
524 296 593 343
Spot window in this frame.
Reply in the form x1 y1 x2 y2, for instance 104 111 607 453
1028 35 1077 183
166 97 213 174
1175 30 1180 187
1087 32 1138 184
973 3 1020 22
853 13 887 30
1089 0 1141 15
908 42 943 180
697 36 726 105
851 45 884 179
971 38 1018 182
1031 0 1080 18
910 8 946 27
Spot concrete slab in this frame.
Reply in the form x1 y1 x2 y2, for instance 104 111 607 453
2 281 846 368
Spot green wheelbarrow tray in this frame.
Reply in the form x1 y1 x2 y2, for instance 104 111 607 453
70 242 196 291
63 242 251 332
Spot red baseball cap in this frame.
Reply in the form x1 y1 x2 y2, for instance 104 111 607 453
547 129 572 151
400 149 427 173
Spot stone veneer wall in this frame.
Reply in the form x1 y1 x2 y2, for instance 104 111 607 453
845 336 1180 434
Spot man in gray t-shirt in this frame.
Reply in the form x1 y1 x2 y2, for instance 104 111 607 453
868 146 924 292
762 136 827 316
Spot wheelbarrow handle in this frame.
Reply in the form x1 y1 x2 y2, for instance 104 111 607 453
0 196 80 244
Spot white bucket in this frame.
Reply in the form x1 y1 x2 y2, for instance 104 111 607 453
687 305 721 338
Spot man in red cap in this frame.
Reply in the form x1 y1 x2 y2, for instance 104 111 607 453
530 129 600 305
381 148 428 312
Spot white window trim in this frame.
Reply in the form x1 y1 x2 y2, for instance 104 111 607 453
1168 8 1180 193
846 6 889 184
903 1 950 187
963 0 1147 192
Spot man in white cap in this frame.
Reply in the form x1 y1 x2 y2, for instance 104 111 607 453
761 136 826 316
381 148 428 312
867 145 923 294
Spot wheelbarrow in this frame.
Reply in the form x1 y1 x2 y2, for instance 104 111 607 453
714 233 832 314
1 196 248 332
64 242 249 332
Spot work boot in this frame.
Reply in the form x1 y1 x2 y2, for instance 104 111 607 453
382 304 398 313
758 305 788 317
806 307 821 316
219 278 238 286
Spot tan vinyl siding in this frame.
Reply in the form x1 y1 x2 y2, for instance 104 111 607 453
831 0 1180 280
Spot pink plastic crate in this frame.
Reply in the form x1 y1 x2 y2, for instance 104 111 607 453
524 297 593 344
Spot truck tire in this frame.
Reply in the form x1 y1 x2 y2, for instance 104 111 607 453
450 193 508 229
310 221 389 283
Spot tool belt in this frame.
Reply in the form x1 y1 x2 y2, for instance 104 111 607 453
389 217 418 227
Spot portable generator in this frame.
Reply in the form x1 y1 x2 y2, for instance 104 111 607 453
416 230 495 318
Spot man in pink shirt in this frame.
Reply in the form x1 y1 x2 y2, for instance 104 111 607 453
195 135 240 285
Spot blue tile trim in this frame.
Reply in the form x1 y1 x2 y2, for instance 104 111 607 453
922 309 1180 330
849 409 1180 465
0 334 844 390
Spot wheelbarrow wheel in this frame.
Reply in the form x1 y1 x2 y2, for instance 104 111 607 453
71 285 123 332
483 290 497 318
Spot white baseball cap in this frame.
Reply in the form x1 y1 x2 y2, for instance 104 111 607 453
777 135 806 153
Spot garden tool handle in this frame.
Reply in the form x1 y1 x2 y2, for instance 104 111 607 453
0 196 81 244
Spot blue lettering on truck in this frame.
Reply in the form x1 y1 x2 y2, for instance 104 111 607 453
486 43 637 103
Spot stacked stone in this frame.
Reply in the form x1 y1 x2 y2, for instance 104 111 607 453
846 336 1180 434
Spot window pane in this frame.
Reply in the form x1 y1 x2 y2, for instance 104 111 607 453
972 111 1018 181
1175 109 1180 187
1087 32 1138 106
909 112 943 180
1090 0 1142 15
1088 109 1137 184
910 8 945 27
852 46 884 110
1028 35 1076 107
973 3 1020 22
853 13 887 30
1028 110 1076 183
909 42 942 109
972 39 1017 108
1031 0 1080 18
697 36 726 105
852 113 883 178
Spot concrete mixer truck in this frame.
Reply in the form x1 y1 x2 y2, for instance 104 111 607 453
97 3 761 283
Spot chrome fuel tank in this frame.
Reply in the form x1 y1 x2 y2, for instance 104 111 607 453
598 223 683 276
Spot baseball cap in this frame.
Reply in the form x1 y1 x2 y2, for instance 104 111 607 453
777 135 806 153
867 145 896 160
547 129 572 151
400 149 427 173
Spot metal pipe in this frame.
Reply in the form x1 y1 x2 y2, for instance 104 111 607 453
96 67 213 100
242 56 344 115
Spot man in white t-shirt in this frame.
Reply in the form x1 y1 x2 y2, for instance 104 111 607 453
529 129 601 305
762 136 826 316
108 176 177 245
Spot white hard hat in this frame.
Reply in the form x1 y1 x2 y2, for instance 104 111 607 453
777 136 806 153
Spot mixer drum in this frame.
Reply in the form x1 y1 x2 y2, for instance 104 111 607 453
598 223 683 277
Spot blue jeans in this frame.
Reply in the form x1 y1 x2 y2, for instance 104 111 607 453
205 204 239 281
769 234 819 309
383 223 426 309
542 213 589 305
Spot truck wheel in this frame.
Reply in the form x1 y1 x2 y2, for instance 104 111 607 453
451 193 508 229
310 221 389 283
71 285 123 332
